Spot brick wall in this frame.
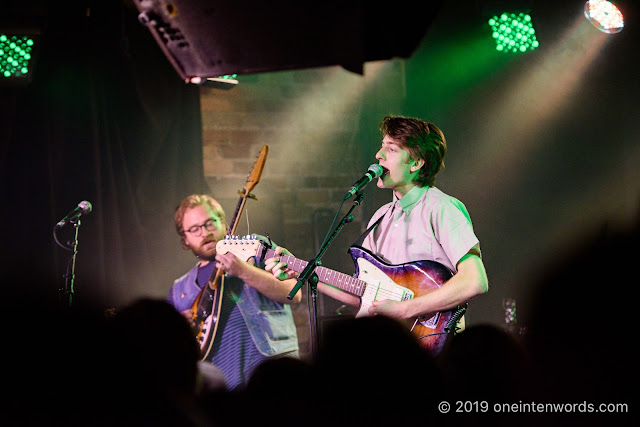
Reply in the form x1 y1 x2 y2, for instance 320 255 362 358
200 61 405 359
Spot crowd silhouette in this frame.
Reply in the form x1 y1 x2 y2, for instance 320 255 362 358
3 218 635 426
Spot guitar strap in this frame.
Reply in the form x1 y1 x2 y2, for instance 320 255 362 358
350 205 390 248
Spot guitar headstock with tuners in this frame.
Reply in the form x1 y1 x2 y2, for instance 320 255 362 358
216 235 268 263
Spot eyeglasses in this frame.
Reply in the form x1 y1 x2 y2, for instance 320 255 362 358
183 218 220 237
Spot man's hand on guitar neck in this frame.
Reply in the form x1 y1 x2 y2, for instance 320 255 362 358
265 246 361 309
217 248 302 304
264 246 299 281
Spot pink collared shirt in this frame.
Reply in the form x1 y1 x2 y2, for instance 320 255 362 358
362 185 480 273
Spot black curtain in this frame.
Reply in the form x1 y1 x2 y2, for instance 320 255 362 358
0 1 207 309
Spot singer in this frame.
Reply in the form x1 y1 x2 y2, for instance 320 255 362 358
267 115 488 335
262 115 490 426
361 116 488 319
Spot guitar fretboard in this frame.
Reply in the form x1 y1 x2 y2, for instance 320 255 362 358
262 247 366 297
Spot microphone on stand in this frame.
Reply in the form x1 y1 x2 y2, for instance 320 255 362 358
344 164 383 199
56 200 92 227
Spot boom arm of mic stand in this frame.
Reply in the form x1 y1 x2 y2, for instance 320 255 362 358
288 259 319 300
287 192 365 358
287 192 365 301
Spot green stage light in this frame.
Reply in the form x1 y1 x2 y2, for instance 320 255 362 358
584 0 624 34
488 12 539 53
0 33 36 79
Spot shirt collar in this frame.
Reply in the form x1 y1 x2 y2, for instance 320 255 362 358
394 185 429 213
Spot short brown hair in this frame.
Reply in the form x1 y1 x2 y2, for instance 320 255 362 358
174 195 226 249
379 115 447 187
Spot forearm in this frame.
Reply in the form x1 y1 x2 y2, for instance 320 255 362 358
404 278 482 319
317 282 361 307
404 254 488 318
235 265 302 304
369 254 488 320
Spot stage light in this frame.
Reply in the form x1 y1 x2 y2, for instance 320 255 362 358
0 34 34 76
584 0 624 33
0 32 39 85
488 12 540 53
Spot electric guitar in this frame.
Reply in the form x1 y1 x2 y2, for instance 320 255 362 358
216 236 464 355
191 146 268 360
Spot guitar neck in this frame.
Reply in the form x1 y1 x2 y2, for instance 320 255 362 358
207 195 246 287
261 247 366 297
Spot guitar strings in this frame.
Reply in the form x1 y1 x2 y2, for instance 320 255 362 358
244 206 250 235
267 245 411 301
222 206 250 237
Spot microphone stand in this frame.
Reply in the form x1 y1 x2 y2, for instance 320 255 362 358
53 218 82 308
287 192 366 358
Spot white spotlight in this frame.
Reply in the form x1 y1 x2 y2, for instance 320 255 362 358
584 0 624 34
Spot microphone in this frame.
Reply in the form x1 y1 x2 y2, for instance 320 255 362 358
56 201 92 227
345 164 383 199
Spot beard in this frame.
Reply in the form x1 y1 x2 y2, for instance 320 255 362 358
190 237 218 261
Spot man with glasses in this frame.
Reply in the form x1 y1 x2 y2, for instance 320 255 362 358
168 194 300 391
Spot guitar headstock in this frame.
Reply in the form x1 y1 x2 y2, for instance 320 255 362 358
242 145 268 196
216 235 265 262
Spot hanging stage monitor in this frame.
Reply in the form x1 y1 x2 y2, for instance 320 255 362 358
132 0 445 82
